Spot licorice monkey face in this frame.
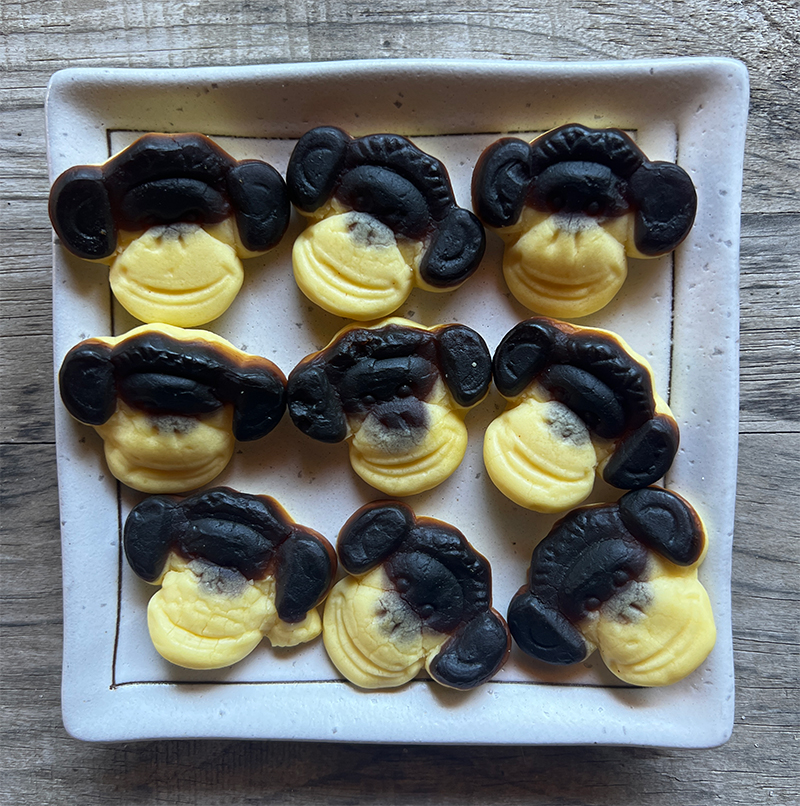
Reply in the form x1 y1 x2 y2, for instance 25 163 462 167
472 124 697 318
322 501 510 690
286 127 486 320
49 133 290 327
58 324 287 493
287 318 492 496
507 487 716 687
123 488 336 670
485 317 679 513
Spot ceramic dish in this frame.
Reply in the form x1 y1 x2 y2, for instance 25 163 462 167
47 58 748 745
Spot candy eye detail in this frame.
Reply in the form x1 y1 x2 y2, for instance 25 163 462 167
507 487 715 688
472 124 696 318
286 127 485 320
323 501 510 690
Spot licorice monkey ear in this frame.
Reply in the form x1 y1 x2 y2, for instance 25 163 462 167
287 361 347 444
492 318 559 397
337 502 414 575
436 325 492 407
49 166 118 260
507 589 590 666
427 610 511 690
123 496 183 583
472 138 534 228
418 207 486 288
601 415 679 490
619 487 706 566
286 126 350 212
629 161 697 256
274 530 337 623
229 366 287 442
226 161 290 252
58 341 116 426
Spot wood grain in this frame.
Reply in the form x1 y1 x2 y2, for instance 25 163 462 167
1 0 798 803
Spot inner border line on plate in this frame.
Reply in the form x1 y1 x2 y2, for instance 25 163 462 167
103 125 677 695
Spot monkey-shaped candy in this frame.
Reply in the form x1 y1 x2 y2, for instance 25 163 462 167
286 127 485 320
124 487 336 670
484 317 678 513
49 133 290 326
287 318 492 496
507 487 715 687
59 324 286 493
472 124 696 318
323 501 510 689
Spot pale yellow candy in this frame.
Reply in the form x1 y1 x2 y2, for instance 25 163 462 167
580 553 716 687
147 557 323 670
97 400 234 494
109 222 244 327
322 567 446 689
293 212 415 320
483 398 597 513
501 210 630 318
349 401 468 496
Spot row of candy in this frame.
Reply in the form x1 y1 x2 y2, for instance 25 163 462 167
58 315 677 515
49 124 696 328
123 486 714 690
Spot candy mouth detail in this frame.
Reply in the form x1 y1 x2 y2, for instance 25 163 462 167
323 570 441 689
590 573 716 687
349 404 468 496
97 403 235 493
110 224 244 327
484 399 596 513
503 218 628 318
292 213 414 320
147 561 277 670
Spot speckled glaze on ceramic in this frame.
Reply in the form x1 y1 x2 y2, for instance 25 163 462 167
48 57 748 745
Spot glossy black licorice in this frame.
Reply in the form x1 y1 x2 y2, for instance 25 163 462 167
618 486 705 566
59 330 287 441
507 487 704 665
602 417 680 490
123 487 337 623
472 123 697 255
492 317 679 490
287 321 492 443
286 126 486 288
338 501 511 690
427 610 512 690
49 133 290 260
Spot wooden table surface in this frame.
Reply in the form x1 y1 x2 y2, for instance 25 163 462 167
2 2 798 804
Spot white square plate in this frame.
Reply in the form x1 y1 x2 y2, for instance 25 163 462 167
47 58 748 745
